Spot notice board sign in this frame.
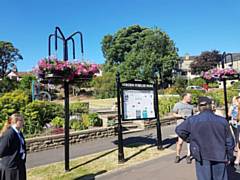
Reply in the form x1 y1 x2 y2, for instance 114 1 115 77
121 80 156 120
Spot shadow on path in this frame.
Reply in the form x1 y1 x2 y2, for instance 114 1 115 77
112 135 177 162
70 149 117 171
73 170 107 180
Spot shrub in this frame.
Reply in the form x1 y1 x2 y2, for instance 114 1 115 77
70 102 89 115
91 72 117 99
88 113 102 126
158 96 180 117
189 77 206 86
0 90 29 121
51 116 64 128
81 113 90 129
21 100 64 134
70 119 86 130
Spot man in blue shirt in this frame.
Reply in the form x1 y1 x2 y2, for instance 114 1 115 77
176 96 234 180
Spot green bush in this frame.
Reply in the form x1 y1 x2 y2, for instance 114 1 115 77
91 72 117 99
51 116 64 128
81 113 90 129
158 96 180 117
0 77 18 94
21 100 64 134
189 77 206 86
88 113 102 126
70 102 89 115
70 119 86 130
0 90 29 121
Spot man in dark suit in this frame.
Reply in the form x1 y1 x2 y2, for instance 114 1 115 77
176 97 234 180
0 114 26 180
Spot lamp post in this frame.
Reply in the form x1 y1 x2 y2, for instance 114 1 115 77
48 27 84 171
221 52 233 120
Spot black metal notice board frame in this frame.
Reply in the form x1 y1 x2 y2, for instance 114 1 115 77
116 73 163 163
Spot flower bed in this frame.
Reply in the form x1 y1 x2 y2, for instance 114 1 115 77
33 56 99 83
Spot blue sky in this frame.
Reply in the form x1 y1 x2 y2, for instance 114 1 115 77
1 0 240 71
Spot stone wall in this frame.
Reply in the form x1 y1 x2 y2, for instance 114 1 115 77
26 127 116 153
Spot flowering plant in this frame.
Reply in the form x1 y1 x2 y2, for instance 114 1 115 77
202 68 239 81
33 56 99 82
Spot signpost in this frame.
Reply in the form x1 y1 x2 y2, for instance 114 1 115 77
116 73 163 163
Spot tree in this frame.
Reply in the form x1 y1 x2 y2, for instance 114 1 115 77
0 41 23 78
101 25 179 81
190 50 221 75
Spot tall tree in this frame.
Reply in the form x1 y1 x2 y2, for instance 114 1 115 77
101 25 179 81
0 41 23 78
190 50 222 75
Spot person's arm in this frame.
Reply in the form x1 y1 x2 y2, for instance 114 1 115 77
228 106 233 118
175 118 191 141
0 133 11 157
225 124 235 162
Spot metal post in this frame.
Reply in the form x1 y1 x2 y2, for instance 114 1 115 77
221 52 228 120
63 40 70 171
154 76 163 150
116 72 125 163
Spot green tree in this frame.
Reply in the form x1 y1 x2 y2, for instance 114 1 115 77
190 50 221 75
0 41 23 78
91 72 117 98
101 25 178 81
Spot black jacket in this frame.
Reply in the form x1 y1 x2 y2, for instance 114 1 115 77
0 127 26 169
176 110 234 162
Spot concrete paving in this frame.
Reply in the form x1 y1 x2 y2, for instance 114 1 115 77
26 124 240 180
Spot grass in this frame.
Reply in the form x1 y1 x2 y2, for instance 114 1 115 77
27 143 174 180
53 96 116 110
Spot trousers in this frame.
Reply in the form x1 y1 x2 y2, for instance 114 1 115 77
195 160 228 180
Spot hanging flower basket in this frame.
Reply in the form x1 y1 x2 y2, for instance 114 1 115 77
33 56 99 84
202 68 239 81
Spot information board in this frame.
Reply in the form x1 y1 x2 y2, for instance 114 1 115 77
122 89 155 120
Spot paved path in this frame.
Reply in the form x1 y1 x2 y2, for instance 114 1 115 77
27 124 240 180
27 125 176 168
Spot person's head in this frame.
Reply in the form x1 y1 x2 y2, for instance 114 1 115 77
9 113 24 130
182 93 192 103
198 96 213 112
235 96 240 105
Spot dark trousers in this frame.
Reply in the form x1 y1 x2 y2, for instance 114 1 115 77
195 160 228 180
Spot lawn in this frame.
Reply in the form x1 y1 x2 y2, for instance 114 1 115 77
27 143 174 180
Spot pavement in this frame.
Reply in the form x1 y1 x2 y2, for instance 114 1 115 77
26 124 240 180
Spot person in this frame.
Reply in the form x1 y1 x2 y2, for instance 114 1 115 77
176 96 234 180
0 113 26 180
172 93 194 164
234 105 240 167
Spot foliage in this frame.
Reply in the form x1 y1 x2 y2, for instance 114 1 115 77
88 113 102 126
0 77 18 94
81 113 90 129
158 96 180 117
190 50 221 75
206 88 238 107
163 87 179 95
172 76 188 94
21 100 64 134
19 74 36 91
70 119 85 131
51 116 64 128
34 56 99 82
102 25 178 81
0 41 23 78
186 90 206 105
208 82 219 88
70 102 89 114
91 72 117 98
189 77 206 86
0 90 29 121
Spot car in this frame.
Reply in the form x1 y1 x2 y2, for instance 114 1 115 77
186 86 206 92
